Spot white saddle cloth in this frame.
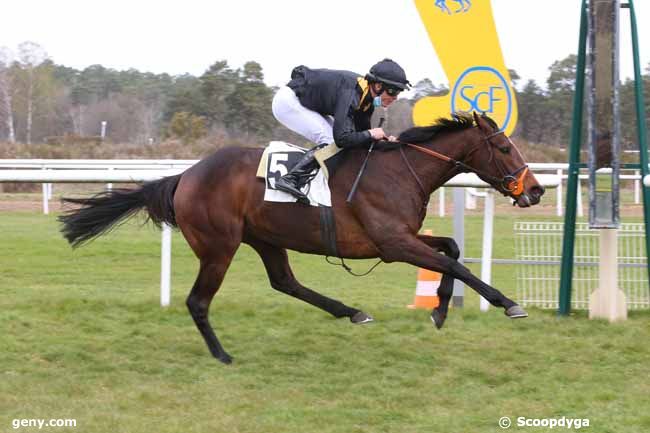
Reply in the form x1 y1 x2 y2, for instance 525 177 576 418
255 141 332 207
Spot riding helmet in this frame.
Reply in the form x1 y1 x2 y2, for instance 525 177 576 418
366 58 411 90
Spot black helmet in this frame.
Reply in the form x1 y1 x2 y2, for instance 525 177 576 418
366 58 411 90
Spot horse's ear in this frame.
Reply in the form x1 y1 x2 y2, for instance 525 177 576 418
473 111 489 132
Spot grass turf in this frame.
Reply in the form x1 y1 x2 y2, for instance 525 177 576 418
1 211 649 433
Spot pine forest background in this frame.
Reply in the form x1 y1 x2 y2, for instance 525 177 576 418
0 41 649 162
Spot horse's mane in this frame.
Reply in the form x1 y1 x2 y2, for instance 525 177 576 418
398 112 498 143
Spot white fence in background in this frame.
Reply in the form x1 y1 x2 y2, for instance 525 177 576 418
0 159 197 169
515 222 649 309
433 163 644 217
1 159 562 308
1 160 645 217
0 159 196 215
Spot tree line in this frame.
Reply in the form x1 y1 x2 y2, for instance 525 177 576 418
0 42 278 146
0 42 648 149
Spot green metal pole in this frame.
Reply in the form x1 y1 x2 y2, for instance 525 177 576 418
558 0 589 316
627 0 650 291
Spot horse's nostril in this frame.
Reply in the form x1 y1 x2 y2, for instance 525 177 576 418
531 185 545 198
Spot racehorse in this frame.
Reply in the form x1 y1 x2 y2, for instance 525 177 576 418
59 111 545 364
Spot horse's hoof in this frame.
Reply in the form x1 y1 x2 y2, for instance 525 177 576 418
350 311 374 324
505 305 528 319
216 353 233 365
431 309 446 329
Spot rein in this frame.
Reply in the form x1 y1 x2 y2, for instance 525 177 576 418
396 129 529 197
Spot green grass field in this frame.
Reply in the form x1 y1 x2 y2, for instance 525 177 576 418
1 211 649 433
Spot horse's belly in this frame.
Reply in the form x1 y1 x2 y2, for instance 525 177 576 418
244 202 379 259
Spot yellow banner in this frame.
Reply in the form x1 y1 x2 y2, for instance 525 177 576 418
413 0 518 135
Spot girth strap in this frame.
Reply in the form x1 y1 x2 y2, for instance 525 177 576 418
319 206 339 258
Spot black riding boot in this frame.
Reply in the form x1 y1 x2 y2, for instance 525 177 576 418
275 147 321 204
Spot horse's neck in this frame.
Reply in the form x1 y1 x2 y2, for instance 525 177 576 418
410 129 473 195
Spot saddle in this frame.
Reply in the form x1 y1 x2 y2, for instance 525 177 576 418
256 141 333 207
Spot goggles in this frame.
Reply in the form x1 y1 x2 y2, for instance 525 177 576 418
384 86 401 97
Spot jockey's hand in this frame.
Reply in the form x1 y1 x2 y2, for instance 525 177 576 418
369 128 387 141
387 135 398 142
374 140 402 151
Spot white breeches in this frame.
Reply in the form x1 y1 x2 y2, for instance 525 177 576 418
272 86 334 146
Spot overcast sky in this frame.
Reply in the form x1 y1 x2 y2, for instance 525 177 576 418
3 0 649 89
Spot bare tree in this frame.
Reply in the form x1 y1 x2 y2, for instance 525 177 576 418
17 41 47 144
0 47 15 143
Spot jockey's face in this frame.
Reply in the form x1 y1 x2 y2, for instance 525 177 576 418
371 83 399 107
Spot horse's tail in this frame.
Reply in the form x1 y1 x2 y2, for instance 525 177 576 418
59 174 182 248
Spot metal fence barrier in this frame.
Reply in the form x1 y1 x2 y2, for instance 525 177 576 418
515 221 649 309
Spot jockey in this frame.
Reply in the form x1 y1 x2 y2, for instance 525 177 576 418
271 58 410 203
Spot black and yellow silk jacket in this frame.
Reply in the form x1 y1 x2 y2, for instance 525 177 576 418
287 65 375 149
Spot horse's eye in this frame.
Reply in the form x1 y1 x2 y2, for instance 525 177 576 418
499 146 510 154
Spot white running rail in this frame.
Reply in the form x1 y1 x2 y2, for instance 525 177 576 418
0 160 561 308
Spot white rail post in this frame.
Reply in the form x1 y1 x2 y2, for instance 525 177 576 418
577 178 584 217
107 167 113 191
452 188 465 307
41 168 49 215
634 170 640 204
557 168 563 216
465 187 477 209
479 190 495 312
160 223 172 307
438 187 445 217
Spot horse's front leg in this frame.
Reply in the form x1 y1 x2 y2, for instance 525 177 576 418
416 234 458 329
380 234 527 323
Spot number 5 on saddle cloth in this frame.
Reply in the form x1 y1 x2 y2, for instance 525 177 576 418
255 141 343 207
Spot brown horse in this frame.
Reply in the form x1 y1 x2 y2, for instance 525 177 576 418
59 111 545 364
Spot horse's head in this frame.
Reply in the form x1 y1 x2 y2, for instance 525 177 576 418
468 112 545 207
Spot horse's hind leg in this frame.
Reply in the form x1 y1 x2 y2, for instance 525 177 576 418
247 238 372 324
185 243 239 364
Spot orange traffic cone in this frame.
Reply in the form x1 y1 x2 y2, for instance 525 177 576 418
408 230 441 309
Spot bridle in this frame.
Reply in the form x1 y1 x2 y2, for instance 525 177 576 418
398 128 529 198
